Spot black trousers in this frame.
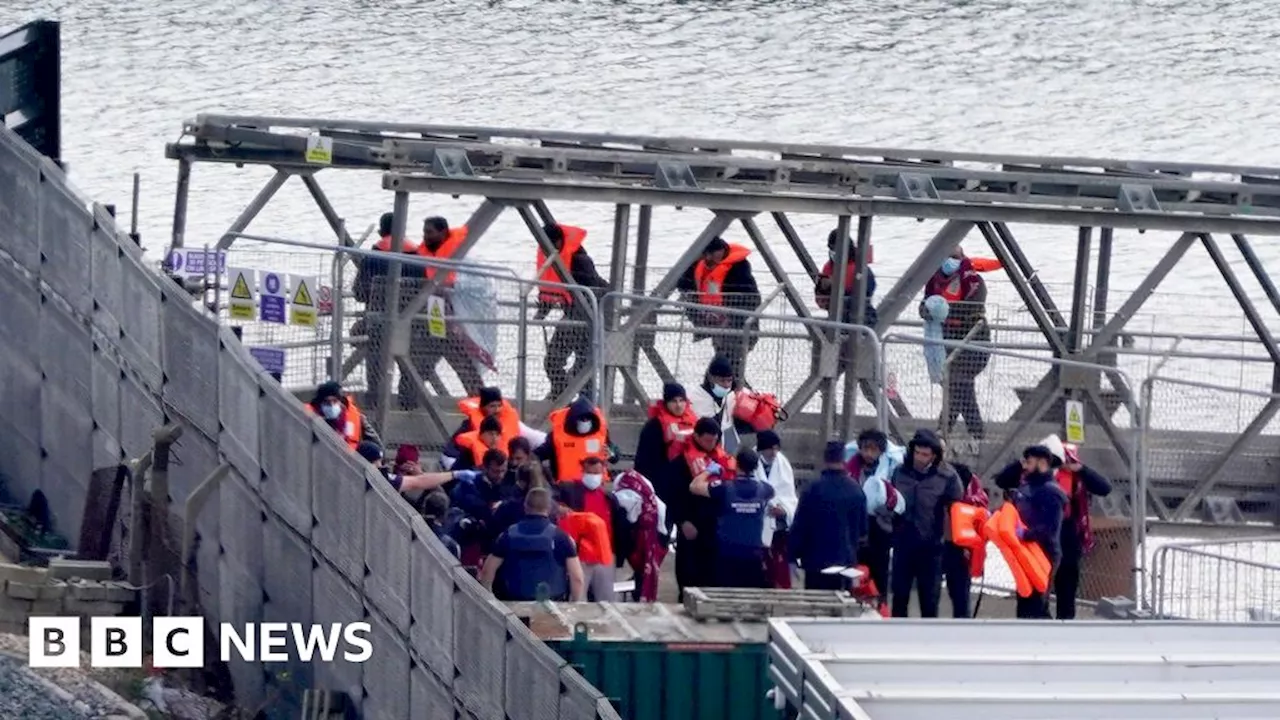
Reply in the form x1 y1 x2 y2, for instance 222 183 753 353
890 545 943 618
544 324 592 401
942 543 971 618
942 346 990 440
1016 592 1051 619
1055 548 1083 620
675 531 715 603
864 523 892 605
715 549 767 589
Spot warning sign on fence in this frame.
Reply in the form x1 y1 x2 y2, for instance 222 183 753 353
1064 399 1085 444
290 278 317 327
259 272 287 325
427 295 447 338
227 268 256 321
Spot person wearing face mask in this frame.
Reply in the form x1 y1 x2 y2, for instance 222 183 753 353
676 236 762 382
687 356 753 455
666 417 737 601
844 429 905 614
554 481 616 601
888 429 963 618
998 440 1069 619
753 431 799 589
923 247 991 442
537 396 617 483
306 381 381 450
634 383 698 482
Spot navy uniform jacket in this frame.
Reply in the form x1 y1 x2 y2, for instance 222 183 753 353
710 476 774 557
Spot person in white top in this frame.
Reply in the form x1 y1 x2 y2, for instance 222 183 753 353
686 355 745 454
754 430 799 588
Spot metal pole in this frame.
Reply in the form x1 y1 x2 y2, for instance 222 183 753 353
170 159 191 250
130 172 142 246
377 191 410 433
516 291 528 416
330 248 345 381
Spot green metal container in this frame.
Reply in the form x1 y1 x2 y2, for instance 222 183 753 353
509 602 781 720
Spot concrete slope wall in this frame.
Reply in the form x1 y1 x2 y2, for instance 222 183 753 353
0 125 618 720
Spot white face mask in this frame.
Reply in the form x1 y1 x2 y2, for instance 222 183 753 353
321 402 342 420
582 473 603 490
711 384 730 399
576 419 594 434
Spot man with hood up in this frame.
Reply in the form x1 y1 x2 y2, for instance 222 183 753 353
306 380 381 450
994 435 1073 619
537 396 618 484
790 442 868 591
888 429 963 618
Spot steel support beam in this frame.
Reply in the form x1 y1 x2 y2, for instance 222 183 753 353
1173 397 1280 522
375 190 411 433
300 174 356 247
994 221 1067 328
1199 233 1280 364
772 212 821 279
1088 233 1196 351
517 204 596 313
1068 227 1093 352
874 220 974 332
618 213 737 335
1232 233 1280 316
977 222 1070 358
171 158 192 250
600 204 632 412
399 199 507 321
821 215 853 438
215 169 291 250
620 206 653 406
844 215 874 437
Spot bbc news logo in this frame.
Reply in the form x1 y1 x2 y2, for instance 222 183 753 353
28 617 373 668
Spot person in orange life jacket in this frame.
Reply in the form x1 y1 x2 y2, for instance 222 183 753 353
814 228 879 326
306 381 381 450
998 442 1069 619
688 448 774 589
754 431 799 589
481 487 586 602
994 438 1110 620
937 437 991 619
667 417 736 602
888 429 963 618
554 481 616 601
535 396 618 483
444 387 548 470
676 237 762 381
790 442 869 592
844 430 901 608
450 448 511 564
634 383 698 484
353 212 427 408
354 440 465 497
536 223 610 400
443 415 506 475
923 248 991 441
687 356 754 455
411 216 485 397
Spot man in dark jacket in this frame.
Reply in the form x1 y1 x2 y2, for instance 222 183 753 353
666 417 735 601
538 223 610 400
791 442 868 591
1002 443 1069 619
352 212 424 409
633 383 696 482
450 449 511 558
677 237 762 381
889 429 963 618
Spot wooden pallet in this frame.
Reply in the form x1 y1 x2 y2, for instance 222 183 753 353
682 587 867 621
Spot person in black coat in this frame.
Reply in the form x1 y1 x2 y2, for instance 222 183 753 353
790 442 868 591
676 236 763 381
634 383 694 484
888 429 963 618
1002 444 1069 619
539 222 610 400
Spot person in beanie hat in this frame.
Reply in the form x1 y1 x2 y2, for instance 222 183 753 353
666 416 736 602
687 355 753 454
306 380 381 449
790 441 868 591
677 236 762 381
994 438 1070 619
753 430 798 588
394 444 422 474
887 429 963 618
446 386 547 469
634 382 698 483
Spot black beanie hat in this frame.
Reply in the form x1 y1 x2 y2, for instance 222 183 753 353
756 430 781 451
823 440 846 464
663 383 687 403
314 380 343 404
694 417 721 437
705 236 730 254
707 356 734 379
478 386 503 406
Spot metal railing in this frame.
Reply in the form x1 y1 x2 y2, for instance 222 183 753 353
1149 537 1280 621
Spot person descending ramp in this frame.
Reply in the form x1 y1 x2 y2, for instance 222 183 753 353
982 503 1051 597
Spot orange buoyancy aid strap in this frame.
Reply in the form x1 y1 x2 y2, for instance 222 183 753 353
694 244 752 305
537 226 588 304
454 431 492 466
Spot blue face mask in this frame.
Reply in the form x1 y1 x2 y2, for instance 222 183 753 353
711 384 730 399
321 402 342 420
941 258 961 276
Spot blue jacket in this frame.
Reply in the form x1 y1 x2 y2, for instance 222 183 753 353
1013 472 1069 565
790 469 867 570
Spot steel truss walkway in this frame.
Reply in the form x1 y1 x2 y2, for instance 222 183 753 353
166 114 1280 525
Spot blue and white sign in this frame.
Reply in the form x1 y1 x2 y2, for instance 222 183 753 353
259 271 287 324
249 347 286 376
166 248 226 278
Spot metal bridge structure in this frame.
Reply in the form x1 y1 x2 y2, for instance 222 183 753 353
166 114 1280 527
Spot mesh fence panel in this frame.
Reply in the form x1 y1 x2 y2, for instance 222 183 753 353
1150 539 1280 621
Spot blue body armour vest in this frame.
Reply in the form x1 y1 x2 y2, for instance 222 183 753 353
497 520 567 601
716 478 770 557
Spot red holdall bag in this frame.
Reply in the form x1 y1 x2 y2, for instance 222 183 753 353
733 389 788 432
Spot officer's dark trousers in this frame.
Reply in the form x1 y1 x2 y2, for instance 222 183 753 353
1055 525 1084 619
942 543 971 618
715 549 767 589
891 545 944 618
675 532 716 603
545 324 591 401
864 523 893 605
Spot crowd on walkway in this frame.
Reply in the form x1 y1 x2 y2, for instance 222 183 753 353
308 214 1113 617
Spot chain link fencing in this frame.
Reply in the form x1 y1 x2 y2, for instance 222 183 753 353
0 125 619 719
1149 537 1280 621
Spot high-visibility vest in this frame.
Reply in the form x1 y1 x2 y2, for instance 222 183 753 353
417 226 468 284
536 225 587 306
372 234 421 253
305 395 363 450
548 406 610 482
456 396 521 450
693 244 751 307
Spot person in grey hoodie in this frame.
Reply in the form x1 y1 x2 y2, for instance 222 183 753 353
889 429 963 618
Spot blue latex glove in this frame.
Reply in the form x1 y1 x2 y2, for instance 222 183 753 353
704 462 723 477
452 470 480 484
1015 525 1026 541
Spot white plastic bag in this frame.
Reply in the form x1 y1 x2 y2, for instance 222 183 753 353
448 273 498 372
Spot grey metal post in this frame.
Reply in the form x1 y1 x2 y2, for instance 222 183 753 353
1068 227 1093 353
171 158 191 250
602 204 632 409
516 292 528 416
330 248 346 381
623 205 652 406
376 190 410 433
1093 228 1114 331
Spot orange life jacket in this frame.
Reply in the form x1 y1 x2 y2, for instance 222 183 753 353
372 234 421 254
536 225 587 306
949 502 990 579
970 257 1002 273
816 259 861 311
453 430 496 467
647 400 697 451
548 406 610 482
681 441 735 479
982 503 1051 598
457 397 521 449
559 510 614 566
417 226 468 284
305 395 363 450
693 244 751 307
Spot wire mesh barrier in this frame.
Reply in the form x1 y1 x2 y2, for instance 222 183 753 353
0 126 620 719
1149 538 1280 621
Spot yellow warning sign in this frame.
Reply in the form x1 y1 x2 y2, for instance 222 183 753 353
427 295 447 338
290 278 317 327
305 133 333 165
1064 399 1085 445
230 274 252 300
227 267 256 320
